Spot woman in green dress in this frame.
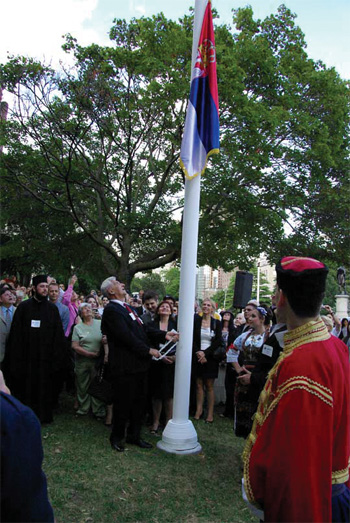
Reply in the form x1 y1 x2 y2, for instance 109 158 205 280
72 303 107 419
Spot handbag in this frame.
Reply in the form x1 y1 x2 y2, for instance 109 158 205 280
213 342 227 361
87 363 113 404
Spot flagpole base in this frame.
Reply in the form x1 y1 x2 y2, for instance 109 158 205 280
156 419 202 455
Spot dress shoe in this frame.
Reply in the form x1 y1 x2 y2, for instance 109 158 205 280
110 437 125 452
126 438 153 449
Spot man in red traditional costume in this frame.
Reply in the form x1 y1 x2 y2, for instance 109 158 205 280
243 256 350 522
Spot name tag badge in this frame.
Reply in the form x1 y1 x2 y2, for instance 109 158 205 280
129 312 136 321
262 344 273 357
31 320 41 328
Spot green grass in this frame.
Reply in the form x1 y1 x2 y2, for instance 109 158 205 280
42 394 256 522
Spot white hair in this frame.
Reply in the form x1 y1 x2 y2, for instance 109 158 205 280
100 276 116 297
78 302 92 317
247 299 260 307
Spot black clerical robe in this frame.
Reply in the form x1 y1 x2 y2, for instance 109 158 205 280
4 298 65 423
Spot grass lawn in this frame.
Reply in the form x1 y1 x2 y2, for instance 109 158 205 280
42 394 257 523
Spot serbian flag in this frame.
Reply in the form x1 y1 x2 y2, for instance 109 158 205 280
180 0 220 180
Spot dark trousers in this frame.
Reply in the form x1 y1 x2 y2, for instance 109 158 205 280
112 371 148 442
52 338 75 406
224 365 237 417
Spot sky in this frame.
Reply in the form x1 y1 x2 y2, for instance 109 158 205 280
1 0 349 79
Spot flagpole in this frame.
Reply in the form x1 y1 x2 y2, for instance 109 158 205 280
157 0 210 455
157 174 202 454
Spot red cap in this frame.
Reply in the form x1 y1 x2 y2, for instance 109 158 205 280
279 256 326 272
276 256 328 293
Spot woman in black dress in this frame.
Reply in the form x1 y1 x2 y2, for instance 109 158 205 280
231 306 269 437
220 310 238 418
193 298 222 423
149 301 177 434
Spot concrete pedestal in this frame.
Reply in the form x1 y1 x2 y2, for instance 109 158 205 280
156 419 202 455
335 294 349 319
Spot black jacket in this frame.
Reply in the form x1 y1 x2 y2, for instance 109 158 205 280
192 314 222 357
101 301 166 377
250 324 287 395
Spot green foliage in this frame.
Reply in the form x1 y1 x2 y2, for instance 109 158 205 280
162 266 181 298
323 261 350 310
1 5 349 284
130 272 166 297
1 16 191 285
0 175 113 287
250 265 273 306
207 5 350 270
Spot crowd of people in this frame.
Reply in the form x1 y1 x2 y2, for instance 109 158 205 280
0 274 266 430
0 272 349 433
0 260 349 522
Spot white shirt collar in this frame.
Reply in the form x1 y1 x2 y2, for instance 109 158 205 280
111 299 125 307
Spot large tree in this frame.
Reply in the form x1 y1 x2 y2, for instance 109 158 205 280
1 14 192 285
199 5 350 269
1 6 349 284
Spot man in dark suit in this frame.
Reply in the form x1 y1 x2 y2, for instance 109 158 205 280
101 277 176 452
141 290 159 326
0 372 54 522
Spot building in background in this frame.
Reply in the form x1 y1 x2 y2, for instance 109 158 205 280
141 255 275 306
195 254 275 305
196 266 215 301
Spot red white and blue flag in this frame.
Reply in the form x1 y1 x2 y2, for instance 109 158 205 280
180 0 220 180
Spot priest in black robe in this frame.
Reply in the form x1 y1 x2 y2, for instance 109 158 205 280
4 275 65 423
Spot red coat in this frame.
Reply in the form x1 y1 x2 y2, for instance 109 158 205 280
243 319 350 522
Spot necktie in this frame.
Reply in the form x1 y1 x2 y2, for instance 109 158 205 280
5 308 11 324
124 303 143 326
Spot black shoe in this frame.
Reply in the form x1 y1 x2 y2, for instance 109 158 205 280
110 437 125 452
126 438 153 449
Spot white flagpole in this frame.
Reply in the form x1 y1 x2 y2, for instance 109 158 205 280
157 175 202 454
157 0 207 455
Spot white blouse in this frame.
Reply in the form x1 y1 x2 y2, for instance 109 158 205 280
200 327 212 351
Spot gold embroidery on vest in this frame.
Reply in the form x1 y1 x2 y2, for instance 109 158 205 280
332 466 349 484
277 377 333 405
242 320 333 505
283 319 330 354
